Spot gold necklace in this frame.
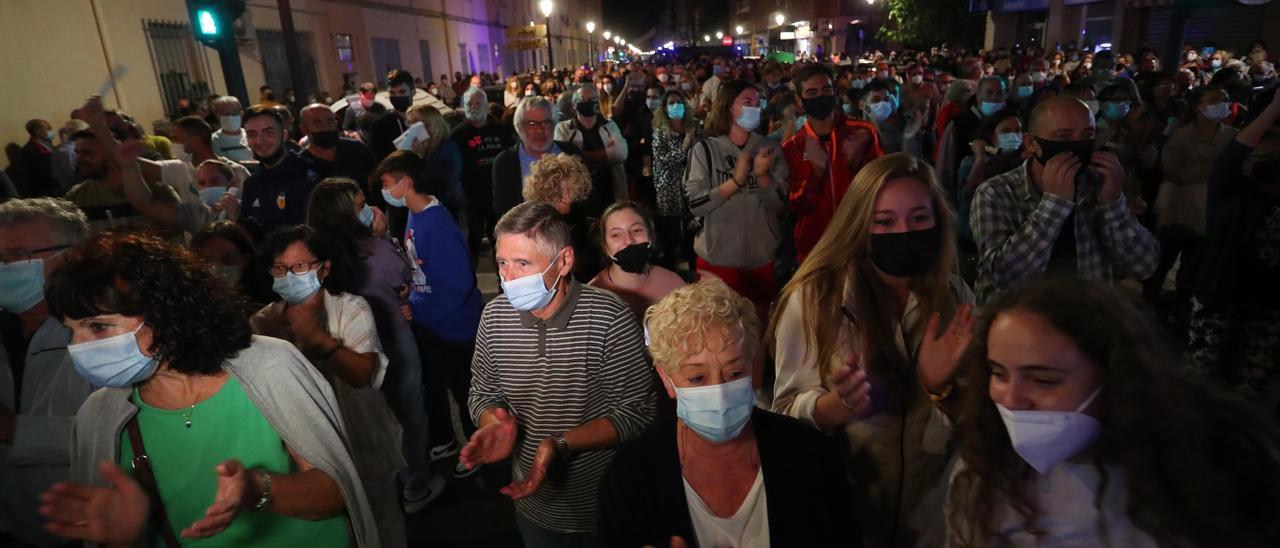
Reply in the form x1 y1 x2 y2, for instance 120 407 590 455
180 375 207 429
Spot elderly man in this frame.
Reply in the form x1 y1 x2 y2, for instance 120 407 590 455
451 87 516 262
491 96 582 220
554 84 628 215
460 202 656 546
210 95 252 161
0 198 94 546
299 103 376 194
971 96 1160 304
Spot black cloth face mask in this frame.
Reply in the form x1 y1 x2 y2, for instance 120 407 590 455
802 95 838 121
576 100 600 118
869 226 941 278
389 95 413 112
1034 137 1095 167
611 242 651 274
309 130 339 149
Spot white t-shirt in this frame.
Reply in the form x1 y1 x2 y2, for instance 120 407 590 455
683 469 770 548
211 129 253 162
701 75 722 107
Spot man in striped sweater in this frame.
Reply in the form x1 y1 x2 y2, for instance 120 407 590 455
460 202 657 545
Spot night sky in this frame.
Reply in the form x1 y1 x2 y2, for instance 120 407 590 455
603 0 730 47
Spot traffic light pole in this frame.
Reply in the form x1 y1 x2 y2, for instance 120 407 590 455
216 28 249 106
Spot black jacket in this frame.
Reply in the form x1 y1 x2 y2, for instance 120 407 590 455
598 408 859 548
490 141 582 221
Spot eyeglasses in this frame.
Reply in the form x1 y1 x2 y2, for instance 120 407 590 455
521 120 554 130
0 244 71 265
270 260 321 278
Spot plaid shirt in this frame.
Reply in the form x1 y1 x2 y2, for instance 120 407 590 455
971 160 1160 304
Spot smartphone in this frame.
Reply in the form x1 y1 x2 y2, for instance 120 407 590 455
393 122 429 151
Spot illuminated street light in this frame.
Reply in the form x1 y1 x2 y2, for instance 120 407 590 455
586 21 595 33
774 13 785 26
538 0 552 17
603 30 611 40
715 31 723 39
703 34 710 42
735 25 744 35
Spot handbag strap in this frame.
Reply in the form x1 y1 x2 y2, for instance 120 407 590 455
125 417 182 548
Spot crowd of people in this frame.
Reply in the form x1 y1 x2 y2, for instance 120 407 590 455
1 36 1279 548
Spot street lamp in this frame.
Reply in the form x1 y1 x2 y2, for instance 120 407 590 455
603 30 611 40
586 21 595 64
715 31 723 40
775 13 785 26
703 34 710 43
735 25 744 35
539 0 554 69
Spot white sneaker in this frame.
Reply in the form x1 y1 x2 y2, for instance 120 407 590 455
428 441 459 463
402 475 446 514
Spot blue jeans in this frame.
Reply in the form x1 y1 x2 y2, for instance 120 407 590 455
515 514 600 548
378 321 432 494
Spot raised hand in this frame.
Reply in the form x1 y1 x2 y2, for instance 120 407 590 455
181 459 253 539
1090 150 1125 205
917 303 977 396
39 461 148 544
1041 151 1081 200
459 408 518 470
752 146 775 178
284 290 330 350
803 135 829 175
843 128 873 168
732 149 753 185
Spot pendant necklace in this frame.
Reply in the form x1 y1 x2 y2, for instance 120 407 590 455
180 375 207 429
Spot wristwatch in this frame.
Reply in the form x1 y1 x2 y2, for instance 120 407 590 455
551 432 570 458
251 470 273 512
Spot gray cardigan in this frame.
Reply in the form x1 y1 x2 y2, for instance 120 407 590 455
69 335 383 547
684 132 790 269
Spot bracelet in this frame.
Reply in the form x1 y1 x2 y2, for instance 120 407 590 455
732 176 744 188
251 470 273 512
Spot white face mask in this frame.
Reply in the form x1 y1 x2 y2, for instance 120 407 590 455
997 387 1103 474
1201 102 1231 122
219 115 241 132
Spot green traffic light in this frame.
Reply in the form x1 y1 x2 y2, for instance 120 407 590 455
196 9 219 36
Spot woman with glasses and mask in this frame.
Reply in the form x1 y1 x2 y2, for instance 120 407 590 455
599 279 857 547
945 279 1280 547
770 153 976 548
249 225 407 546
40 231 385 547
589 201 687 323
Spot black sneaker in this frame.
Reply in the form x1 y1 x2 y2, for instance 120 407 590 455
453 460 481 479
402 475 446 514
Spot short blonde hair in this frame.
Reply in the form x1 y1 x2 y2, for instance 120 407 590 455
522 153 592 205
644 279 760 374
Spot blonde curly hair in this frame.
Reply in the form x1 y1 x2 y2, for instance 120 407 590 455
522 153 593 205
644 279 761 374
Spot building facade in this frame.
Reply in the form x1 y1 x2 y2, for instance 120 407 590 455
0 0 601 166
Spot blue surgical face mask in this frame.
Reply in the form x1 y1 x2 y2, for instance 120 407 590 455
666 102 686 120
272 269 322 304
67 322 160 388
0 259 48 312
1102 100 1130 120
675 376 756 443
759 97 768 111
501 252 563 311
996 132 1023 152
1016 85 1034 98
382 178 408 208
842 103 854 115
979 100 1006 117
358 204 375 227
794 114 807 130
867 101 894 124
735 105 762 131
199 185 228 206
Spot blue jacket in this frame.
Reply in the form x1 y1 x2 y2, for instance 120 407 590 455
405 202 482 342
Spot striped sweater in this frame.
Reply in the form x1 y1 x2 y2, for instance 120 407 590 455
468 279 657 533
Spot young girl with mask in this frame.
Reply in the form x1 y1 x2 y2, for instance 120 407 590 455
770 152 976 547
599 279 857 547
946 279 1280 547
956 109 1026 275
588 201 687 322
249 225 409 541
684 79 789 326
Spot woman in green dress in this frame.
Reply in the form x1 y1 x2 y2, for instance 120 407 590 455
38 231 385 547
